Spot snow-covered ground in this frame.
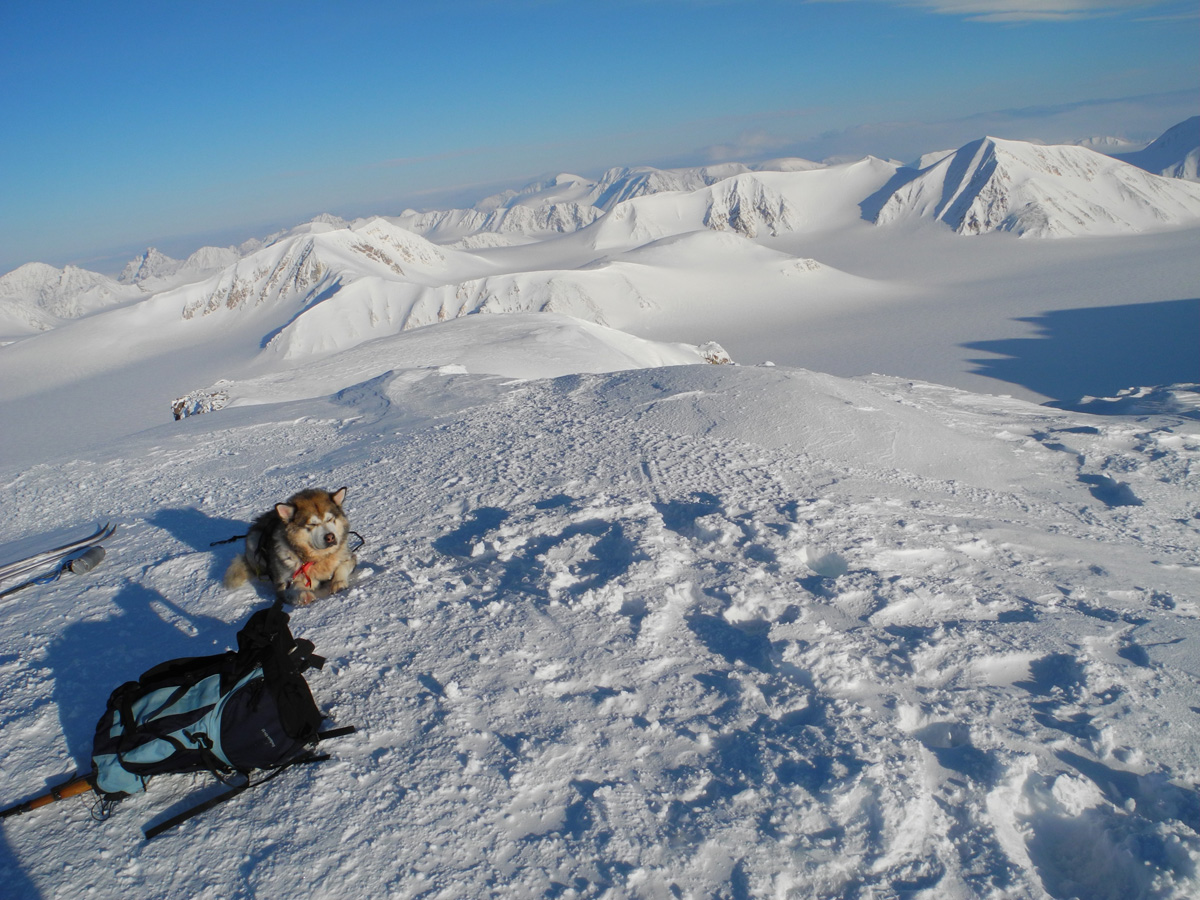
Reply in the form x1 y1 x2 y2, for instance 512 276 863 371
1 130 1199 899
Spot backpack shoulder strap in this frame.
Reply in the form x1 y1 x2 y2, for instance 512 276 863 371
142 726 356 840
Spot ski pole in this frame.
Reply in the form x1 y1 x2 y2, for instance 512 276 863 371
0 774 96 820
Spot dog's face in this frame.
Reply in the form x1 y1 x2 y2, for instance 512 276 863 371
276 487 349 556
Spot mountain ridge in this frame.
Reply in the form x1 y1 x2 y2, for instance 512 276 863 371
3 122 1199 345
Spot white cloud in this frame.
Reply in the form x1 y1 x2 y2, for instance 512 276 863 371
812 0 1176 22
683 89 1195 167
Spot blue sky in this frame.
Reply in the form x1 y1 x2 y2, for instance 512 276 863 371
1 0 1196 275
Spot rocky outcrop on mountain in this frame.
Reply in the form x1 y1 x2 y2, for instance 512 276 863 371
703 175 800 238
171 383 230 419
698 341 734 364
181 237 330 319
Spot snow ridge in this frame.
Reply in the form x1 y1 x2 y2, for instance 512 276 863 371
394 160 822 246
5 127 1200 348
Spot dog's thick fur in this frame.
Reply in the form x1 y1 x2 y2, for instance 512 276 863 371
224 487 356 605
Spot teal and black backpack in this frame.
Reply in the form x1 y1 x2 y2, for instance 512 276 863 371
91 605 351 838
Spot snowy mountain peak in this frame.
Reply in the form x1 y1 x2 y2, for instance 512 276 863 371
0 261 60 298
118 247 182 285
873 134 1200 237
1074 134 1144 153
353 218 448 268
175 217 477 330
1115 116 1199 181
0 260 135 319
180 235 330 320
179 245 240 275
309 212 351 228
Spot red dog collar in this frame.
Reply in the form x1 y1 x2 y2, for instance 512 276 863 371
291 561 315 588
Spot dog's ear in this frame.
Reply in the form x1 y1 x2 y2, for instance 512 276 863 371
332 487 347 507
276 502 296 522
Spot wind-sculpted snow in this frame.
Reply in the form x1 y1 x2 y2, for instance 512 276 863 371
188 314 725 409
2 360 1198 899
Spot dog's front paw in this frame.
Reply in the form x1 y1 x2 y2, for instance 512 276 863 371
278 586 317 606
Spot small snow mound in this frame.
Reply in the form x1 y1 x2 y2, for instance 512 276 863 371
802 547 849 578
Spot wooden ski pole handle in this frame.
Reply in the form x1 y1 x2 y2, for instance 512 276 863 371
27 776 95 810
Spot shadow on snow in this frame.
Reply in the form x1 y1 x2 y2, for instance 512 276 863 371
962 298 1199 409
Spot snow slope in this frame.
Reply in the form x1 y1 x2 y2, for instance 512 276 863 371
1 351 1198 900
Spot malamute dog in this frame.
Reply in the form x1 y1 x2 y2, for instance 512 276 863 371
224 487 356 605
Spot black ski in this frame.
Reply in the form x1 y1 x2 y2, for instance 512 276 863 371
0 523 117 586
